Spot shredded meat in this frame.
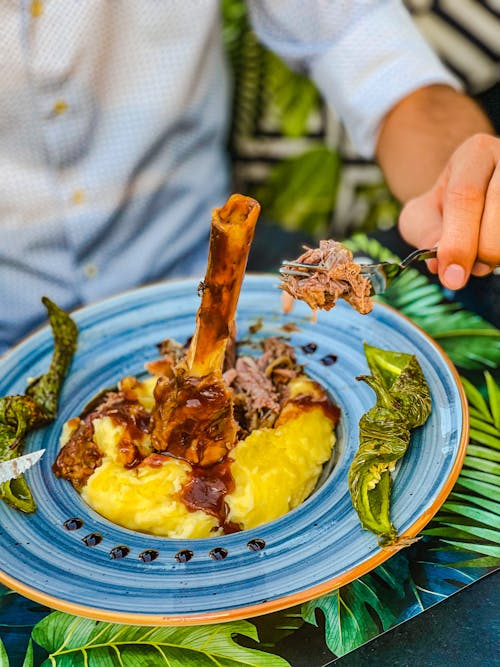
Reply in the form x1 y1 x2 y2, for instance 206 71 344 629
223 337 302 435
281 240 373 314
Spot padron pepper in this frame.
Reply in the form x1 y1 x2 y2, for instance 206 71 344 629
0 297 78 512
348 343 431 547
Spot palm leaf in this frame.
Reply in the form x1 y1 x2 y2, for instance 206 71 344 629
31 612 290 667
344 236 500 370
422 373 500 566
485 371 500 427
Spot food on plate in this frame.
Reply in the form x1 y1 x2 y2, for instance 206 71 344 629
53 195 340 537
280 239 373 314
348 344 432 547
0 298 77 513
55 341 338 537
151 194 260 468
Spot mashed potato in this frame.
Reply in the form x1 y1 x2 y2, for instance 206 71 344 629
61 376 336 538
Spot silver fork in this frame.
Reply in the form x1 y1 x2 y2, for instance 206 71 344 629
279 247 438 295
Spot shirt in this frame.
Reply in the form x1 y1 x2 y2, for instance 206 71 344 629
0 0 459 353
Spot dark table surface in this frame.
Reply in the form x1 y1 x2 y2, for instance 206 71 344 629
272 570 499 667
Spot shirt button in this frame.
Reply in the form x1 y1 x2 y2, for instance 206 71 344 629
52 100 69 115
31 0 43 17
84 263 99 279
70 190 85 205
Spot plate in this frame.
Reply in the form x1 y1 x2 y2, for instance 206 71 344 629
0 275 468 625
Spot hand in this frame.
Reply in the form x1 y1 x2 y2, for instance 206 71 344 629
398 133 499 290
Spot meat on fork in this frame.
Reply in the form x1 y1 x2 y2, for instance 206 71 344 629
280 239 373 315
150 194 261 467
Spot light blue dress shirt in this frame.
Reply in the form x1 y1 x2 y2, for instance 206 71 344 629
0 0 459 353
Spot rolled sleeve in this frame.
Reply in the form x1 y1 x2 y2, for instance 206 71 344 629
248 1 462 157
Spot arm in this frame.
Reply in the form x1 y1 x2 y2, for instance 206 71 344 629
376 85 499 289
247 1 499 289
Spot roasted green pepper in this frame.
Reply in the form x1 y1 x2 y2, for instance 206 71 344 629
0 298 78 512
348 344 432 546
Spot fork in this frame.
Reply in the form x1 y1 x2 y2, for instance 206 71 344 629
279 247 438 295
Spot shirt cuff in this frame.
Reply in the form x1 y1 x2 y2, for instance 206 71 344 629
309 2 462 158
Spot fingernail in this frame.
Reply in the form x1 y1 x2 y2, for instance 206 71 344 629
472 262 492 276
426 258 438 274
443 264 466 290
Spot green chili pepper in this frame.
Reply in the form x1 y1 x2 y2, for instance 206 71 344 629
0 298 78 513
348 343 431 546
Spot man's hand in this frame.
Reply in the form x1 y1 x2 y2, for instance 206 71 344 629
398 133 499 290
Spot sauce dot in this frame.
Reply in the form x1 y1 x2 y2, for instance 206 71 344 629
139 549 159 563
82 533 102 547
63 517 83 531
209 547 228 561
301 342 317 354
174 549 193 563
246 538 266 552
110 545 130 559
320 354 338 366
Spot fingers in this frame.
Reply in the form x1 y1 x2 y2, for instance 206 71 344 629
398 134 500 290
438 134 497 289
476 159 500 270
398 182 444 275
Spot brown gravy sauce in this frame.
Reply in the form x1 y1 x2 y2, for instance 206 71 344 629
56 375 339 533
179 460 241 534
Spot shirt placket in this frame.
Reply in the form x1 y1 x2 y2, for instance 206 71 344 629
26 0 99 297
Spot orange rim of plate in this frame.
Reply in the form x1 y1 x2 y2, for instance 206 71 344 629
0 302 470 625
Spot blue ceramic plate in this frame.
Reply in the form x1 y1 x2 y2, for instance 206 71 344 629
0 275 468 624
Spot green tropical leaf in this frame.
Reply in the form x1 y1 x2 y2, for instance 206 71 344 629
431 330 500 371
247 607 304 648
485 371 500 427
460 377 492 418
424 373 500 566
464 455 500 475
440 502 500 529
344 234 401 264
0 637 8 667
437 522 499 543
301 552 409 657
264 51 319 138
31 612 290 667
448 490 500 515
439 539 500 558
255 147 341 234
406 549 476 611
22 640 34 667
444 555 499 568
459 469 499 487
468 416 500 438
466 444 500 462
